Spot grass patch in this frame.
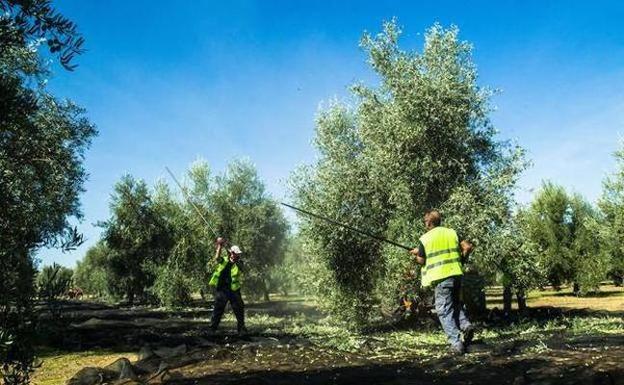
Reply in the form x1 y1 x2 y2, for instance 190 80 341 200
486 284 624 311
33 286 624 383
32 349 137 385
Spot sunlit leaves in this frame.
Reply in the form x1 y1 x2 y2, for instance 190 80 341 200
291 20 526 325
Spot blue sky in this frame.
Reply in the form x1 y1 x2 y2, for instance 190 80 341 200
42 0 624 267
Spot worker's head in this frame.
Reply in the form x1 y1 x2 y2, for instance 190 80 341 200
229 245 243 262
424 210 442 230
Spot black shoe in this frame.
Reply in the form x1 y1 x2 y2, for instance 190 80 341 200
237 327 249 337
462 326 475 346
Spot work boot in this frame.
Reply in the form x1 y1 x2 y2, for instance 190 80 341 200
237 326 249 337
448 343 465 356
462 325 475 346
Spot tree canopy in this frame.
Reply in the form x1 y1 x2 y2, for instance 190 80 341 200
1 1 93 383
290 21 526 325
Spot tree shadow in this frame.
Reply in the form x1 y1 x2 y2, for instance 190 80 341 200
166 352 624 385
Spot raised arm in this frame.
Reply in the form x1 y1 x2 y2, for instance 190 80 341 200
214 237 226 263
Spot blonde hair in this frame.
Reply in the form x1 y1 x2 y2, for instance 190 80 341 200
424 209 442 228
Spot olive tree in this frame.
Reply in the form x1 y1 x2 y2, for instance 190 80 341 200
523 182 607 294
208 160 289 301
100 176 175 304
149 179 208 307
36 264 74 301
291 21 526 326
1 1 92 383
597 144 624 286
74 242 111 298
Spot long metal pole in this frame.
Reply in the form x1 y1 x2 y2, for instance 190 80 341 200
281 202 414 251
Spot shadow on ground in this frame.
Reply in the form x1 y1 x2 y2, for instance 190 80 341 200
40 300 624 385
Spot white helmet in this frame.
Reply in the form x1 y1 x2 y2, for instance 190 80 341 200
229 245 243 255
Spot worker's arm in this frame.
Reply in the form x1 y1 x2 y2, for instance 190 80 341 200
213 237 226 263
409 242 426 266
460 239 474 263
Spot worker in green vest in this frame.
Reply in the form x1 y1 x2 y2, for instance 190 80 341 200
410 209 475 355
208 237 247 336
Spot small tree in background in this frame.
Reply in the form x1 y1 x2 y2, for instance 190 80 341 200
182 161 221 299
149 180 204 307
37 264 74 301
568 194 608 294
522 182 575 289
101 176 175 304
269 233 313 297
523 182 607 295
78 160 289 306
209 160 289 301
74 242 110 298
598 144 624 286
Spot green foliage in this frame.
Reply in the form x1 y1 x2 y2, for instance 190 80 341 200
494 210 543 294
569 194 608 294
148 179 208 306
172 162 217 298
0 0 84 70
522 182 574 288
149 259 194 307
74 242 110 297
206 160 289 301
78 160 288 306
37 263 74 301
269 234 311 296
290 21 525 326
100 176 175 304
597 143 624 285
1 1 91 383
523 182 606 294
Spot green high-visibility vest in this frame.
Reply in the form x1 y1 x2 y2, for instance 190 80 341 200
419 226 463 287
208 256 241 291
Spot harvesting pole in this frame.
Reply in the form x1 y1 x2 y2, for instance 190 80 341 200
280 202 414 251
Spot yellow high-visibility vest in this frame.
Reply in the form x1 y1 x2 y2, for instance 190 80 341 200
419 226 463 287
209 256 241 291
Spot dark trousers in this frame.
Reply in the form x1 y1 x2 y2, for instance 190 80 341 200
210 288 245 331
434 276 471 348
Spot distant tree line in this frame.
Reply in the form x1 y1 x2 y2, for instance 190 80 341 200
72 160 289 306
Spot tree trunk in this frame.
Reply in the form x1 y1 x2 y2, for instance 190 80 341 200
263 289 270 302
572 282 580 295
516 290 527 314
503 285 513 314
262 279 271 302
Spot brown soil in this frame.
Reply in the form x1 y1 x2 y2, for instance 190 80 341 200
37 292 624 385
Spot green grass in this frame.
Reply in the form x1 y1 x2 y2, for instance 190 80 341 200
32 349 137 385
33 286 624 384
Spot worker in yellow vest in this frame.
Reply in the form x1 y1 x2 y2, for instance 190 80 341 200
410 210 475 355
208 237 247 336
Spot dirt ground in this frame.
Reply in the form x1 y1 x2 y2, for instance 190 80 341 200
33 286 624 385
